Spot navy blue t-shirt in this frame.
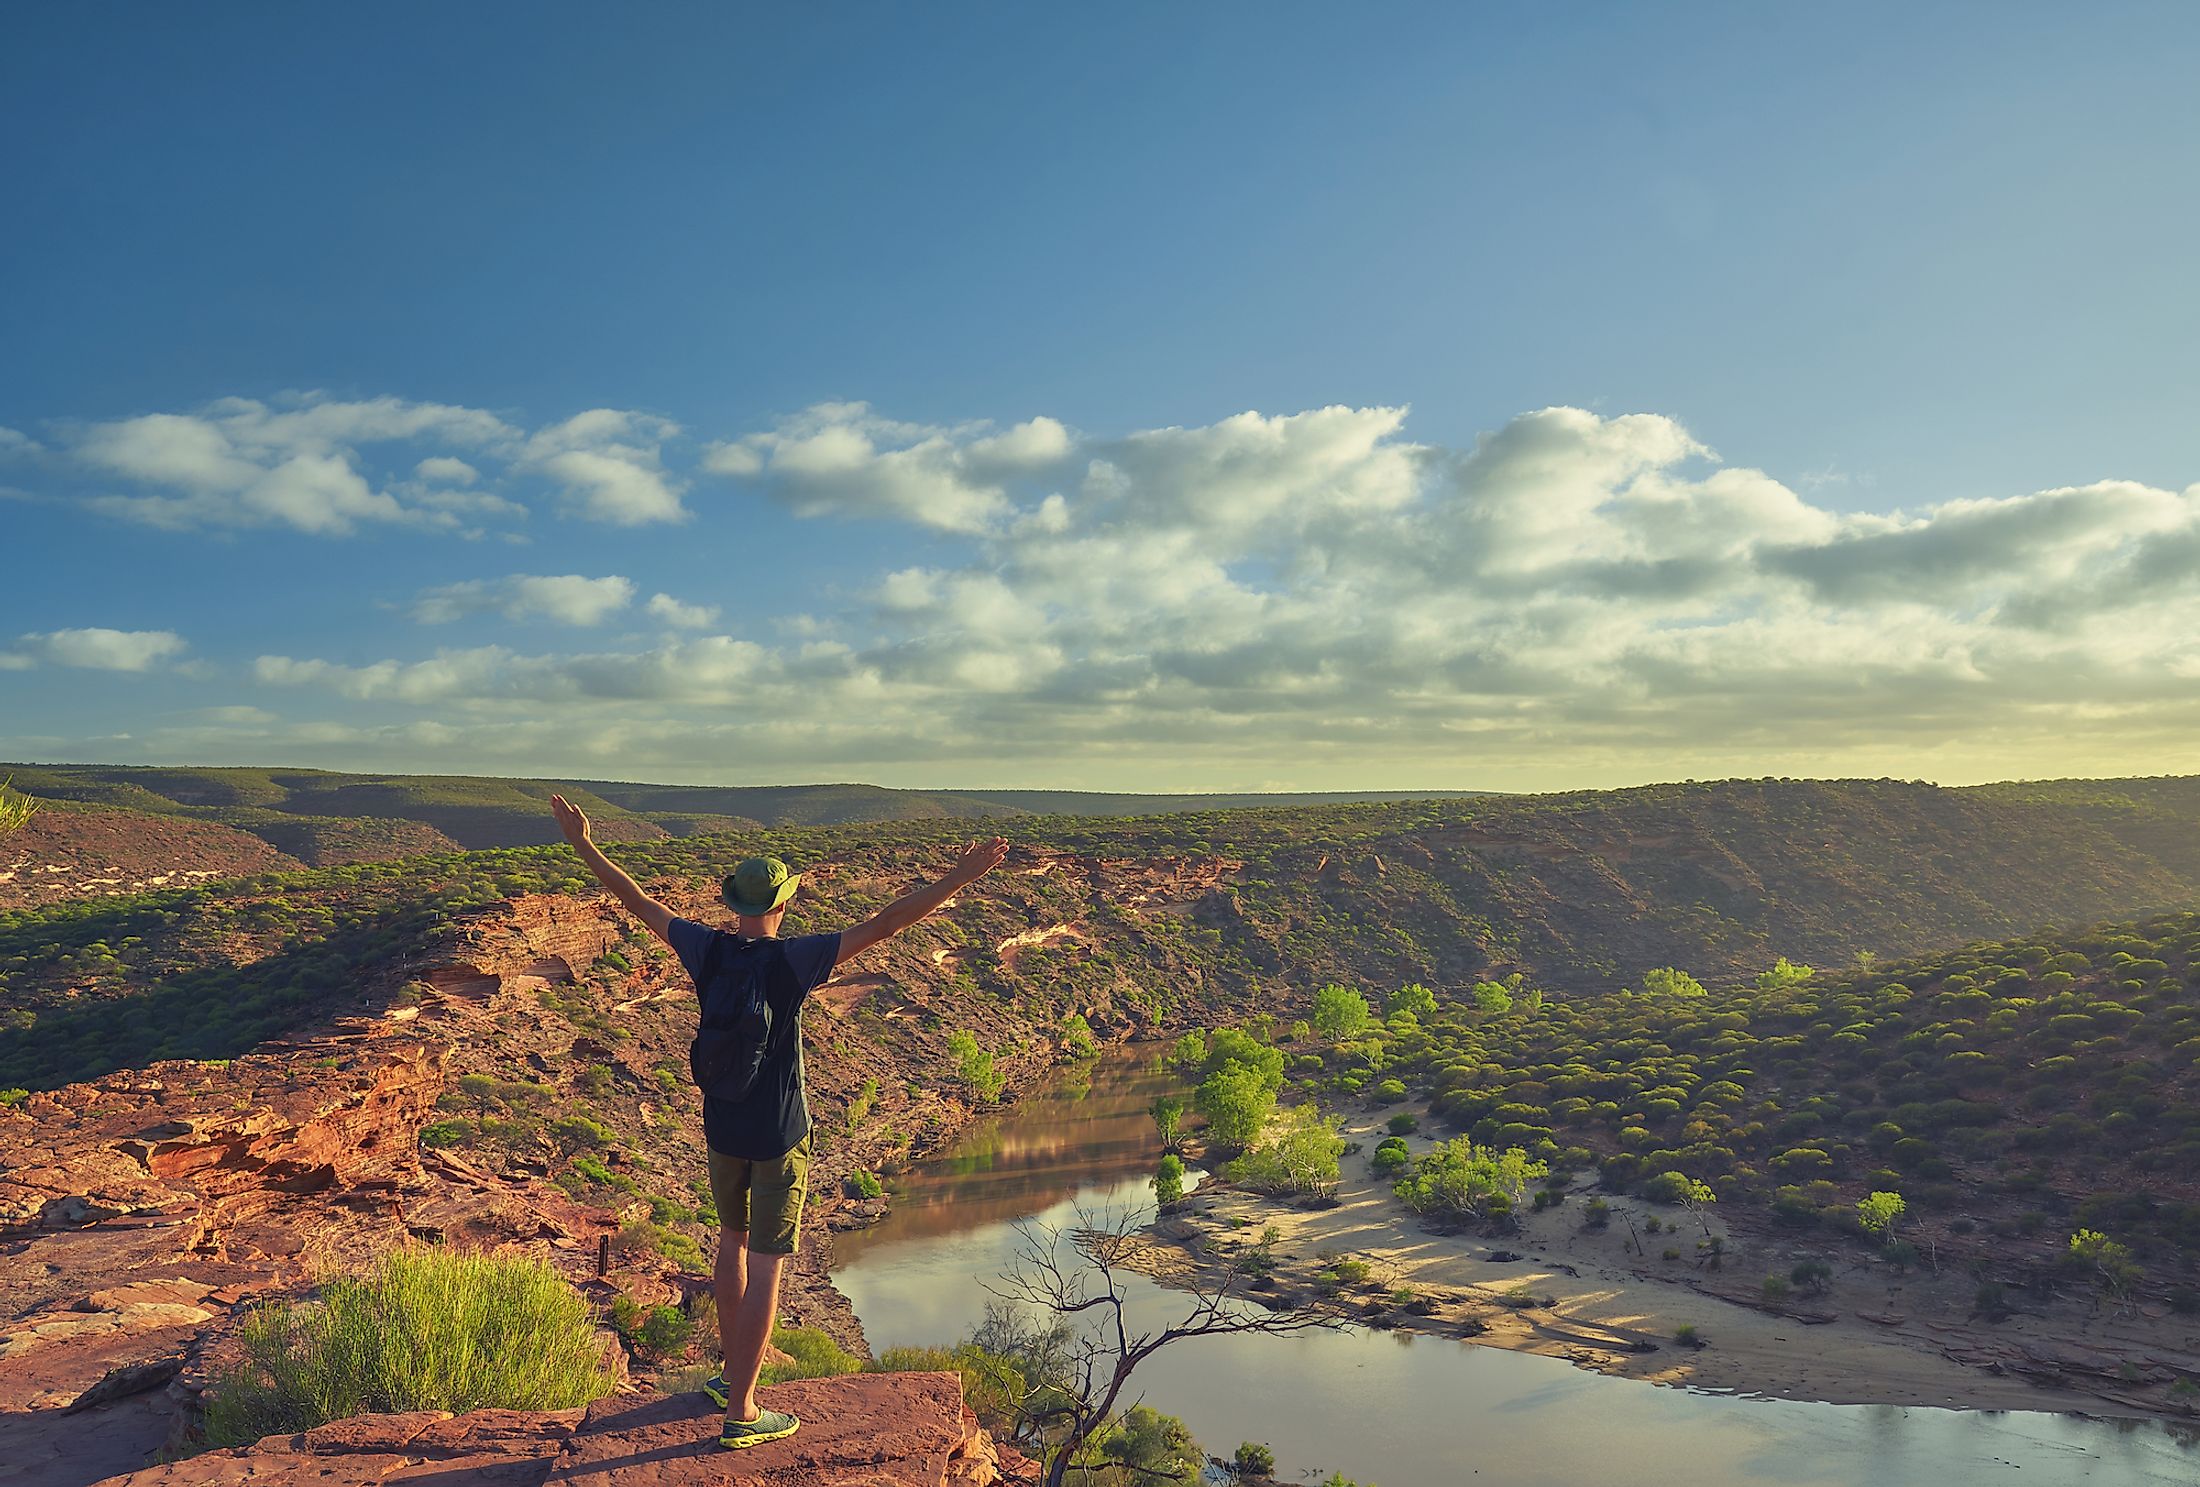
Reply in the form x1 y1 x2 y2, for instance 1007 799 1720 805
666 919 840 1159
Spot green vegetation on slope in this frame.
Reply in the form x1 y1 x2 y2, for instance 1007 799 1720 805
1303 909 2200 1277
0 849 596 1086
7 778 2200 1092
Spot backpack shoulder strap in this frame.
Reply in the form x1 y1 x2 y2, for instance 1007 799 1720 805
762 941 805 1049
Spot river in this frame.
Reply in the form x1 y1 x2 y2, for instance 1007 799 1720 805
831 1051 2196 1486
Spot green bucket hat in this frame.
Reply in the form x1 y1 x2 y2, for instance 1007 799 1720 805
722 855 801 916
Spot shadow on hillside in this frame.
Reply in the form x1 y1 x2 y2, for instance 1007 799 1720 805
0 906 432 1091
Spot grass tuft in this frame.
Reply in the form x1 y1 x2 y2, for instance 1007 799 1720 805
200 1247 616 1447
0 777 37 836
761 1325 862 1384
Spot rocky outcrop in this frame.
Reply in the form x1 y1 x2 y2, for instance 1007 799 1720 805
0 1000 629 1486
73 1373 1036 1487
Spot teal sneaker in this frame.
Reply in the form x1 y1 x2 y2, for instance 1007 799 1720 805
719 1408 799 1449
700 1371 729 1409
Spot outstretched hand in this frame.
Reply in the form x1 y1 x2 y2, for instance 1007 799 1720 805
948 836 1010 887
549 793 591 846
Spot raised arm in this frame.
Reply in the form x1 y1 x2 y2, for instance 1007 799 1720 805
550 793 675 943
836 837 1010 962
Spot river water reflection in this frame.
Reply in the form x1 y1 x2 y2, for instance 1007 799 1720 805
832 1051 2194 1486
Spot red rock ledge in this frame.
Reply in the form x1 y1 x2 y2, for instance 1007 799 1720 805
79 1372 1035 1487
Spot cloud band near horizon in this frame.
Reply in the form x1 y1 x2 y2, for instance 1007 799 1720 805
4 395 2198 791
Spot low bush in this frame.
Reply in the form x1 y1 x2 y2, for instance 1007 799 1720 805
764 1325 862 1384
1234 1441 1278 1477
201 1248 615 1446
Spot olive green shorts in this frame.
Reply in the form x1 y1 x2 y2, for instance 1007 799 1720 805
706 1136 811 1255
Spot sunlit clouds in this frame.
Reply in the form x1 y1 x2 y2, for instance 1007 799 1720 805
12 394 2200 787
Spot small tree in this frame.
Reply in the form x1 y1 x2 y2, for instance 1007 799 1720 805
1195 1065 1274 1153
1677 1176 1717 1239
1233 1441 1277 1479
1099 1405 1202 1483
987 1207 1340 1487
2070 1229 2142 1307
1470 977 1515 1015
1755 956 1816 991
1151 1154 1186 1209
1641 967 1707 998
1226 1107 1344 1199
947 1030 1005 1102
1149 1095 1185 1152
1393 1137 1548 1225
1390 983 1437 1018
1060 1013 1099 1060
1311 985 1370 1039
1856 1191 1906 1237
1790 1258 1833 1297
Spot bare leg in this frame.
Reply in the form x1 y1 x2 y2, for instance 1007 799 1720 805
723 1250 787 1422
713 1229 749 1375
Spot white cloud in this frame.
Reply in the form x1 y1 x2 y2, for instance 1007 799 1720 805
704 403 1071 533
522 410 686 525
647 593 721 628
0 427 41 459
30 396 2200 786
57 393 692 536
415 457 480 485
412 574 636 626
72 393 519 535
16 627 189 671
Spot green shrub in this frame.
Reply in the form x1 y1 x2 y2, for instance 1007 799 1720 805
1152 1153 1186 1207
201 1248 616 1445
610 1295 694 1357
946 1030 1005 1102
1234 1441 1278 1476
1061 1012 1100 1059
0 778 38 836
550 1114 617 1151
419 1119 474 1148
1386 1111 1419 1135
616 1220 704 1270
845 1169 884 1199
845 1076 878 1129
1396 1136 1548 1223
870 1343 1024 1434
1313 985 1371 1038
763 1325 862 1384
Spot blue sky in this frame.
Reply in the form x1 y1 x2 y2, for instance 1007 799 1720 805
4 3 2197 791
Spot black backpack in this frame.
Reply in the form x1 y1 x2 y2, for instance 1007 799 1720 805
688 935 798 1103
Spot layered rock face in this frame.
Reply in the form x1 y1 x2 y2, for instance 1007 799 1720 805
71 1374 1033 1487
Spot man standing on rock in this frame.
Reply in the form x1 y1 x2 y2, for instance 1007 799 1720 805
550 794 1008 1449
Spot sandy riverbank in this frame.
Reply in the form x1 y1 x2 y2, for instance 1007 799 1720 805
1131 1109 2200 1424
